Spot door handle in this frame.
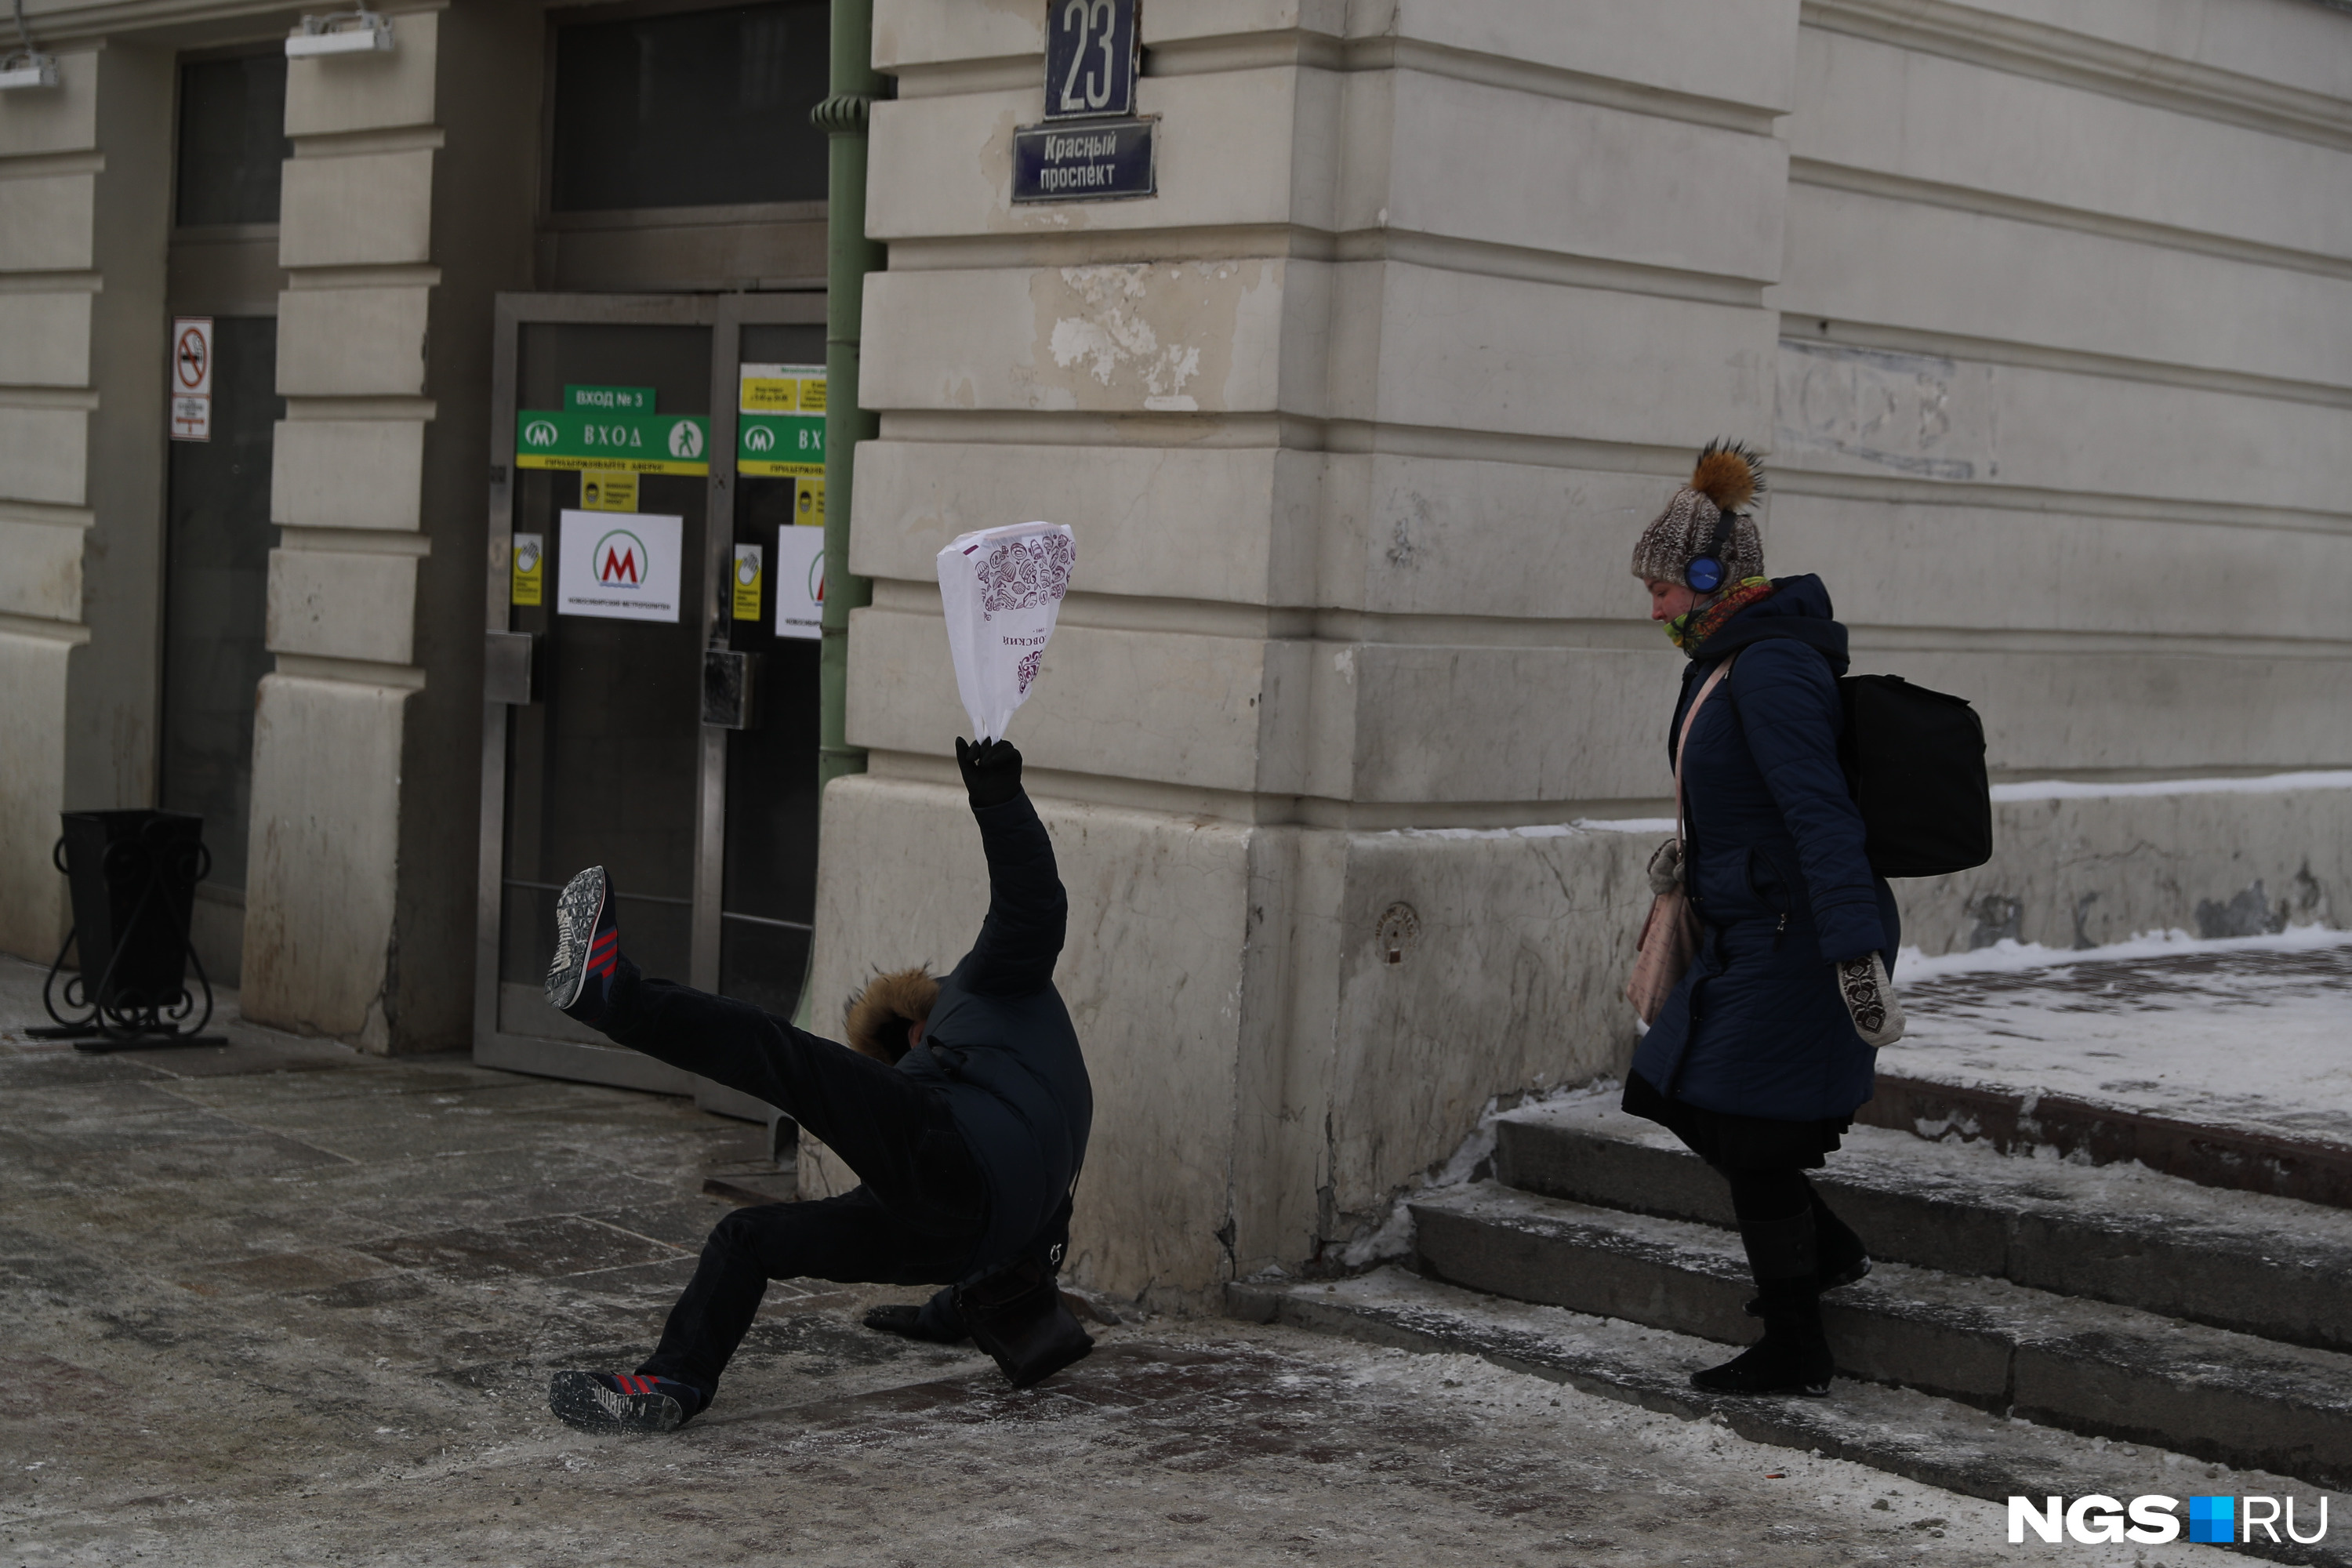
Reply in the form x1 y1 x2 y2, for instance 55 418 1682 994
702 648 760 729
485 631 535 705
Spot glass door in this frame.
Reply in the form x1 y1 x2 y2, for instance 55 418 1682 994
477 295 717 1091
474 292 827 1105
710 296 828 1023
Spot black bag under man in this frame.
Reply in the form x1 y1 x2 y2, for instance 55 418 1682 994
538 738 1095 1433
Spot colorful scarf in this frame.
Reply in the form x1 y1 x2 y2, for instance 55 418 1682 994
1665 577 1774 654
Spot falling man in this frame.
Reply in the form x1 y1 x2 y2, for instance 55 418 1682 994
539 735 1094 1432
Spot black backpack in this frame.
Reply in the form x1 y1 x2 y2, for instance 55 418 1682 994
1837 675 1992 878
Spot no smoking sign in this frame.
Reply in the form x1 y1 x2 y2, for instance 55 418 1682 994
170 316 212 441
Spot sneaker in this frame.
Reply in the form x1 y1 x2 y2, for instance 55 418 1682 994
547 1370 702 1433
546 866 619 1015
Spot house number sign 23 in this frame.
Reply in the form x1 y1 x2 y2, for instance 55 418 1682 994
1045 0 1137 120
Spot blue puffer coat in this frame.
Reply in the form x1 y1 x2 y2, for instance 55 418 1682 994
1628 575 1900 1123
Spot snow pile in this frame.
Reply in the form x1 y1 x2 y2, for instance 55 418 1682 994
1989 769 2352 802
1334 1080 1621 1270
1883 925 2352 1143
1896 922 2352 983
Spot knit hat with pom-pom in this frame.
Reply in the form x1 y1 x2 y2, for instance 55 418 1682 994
1630 441 1766 589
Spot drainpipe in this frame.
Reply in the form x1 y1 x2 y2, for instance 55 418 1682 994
812 0 884 803
786 0 882 1049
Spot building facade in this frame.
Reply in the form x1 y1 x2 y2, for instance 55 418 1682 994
2 0 2347 1307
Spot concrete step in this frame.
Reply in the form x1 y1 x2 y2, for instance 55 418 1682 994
1232 1267 2352 1568
1410 1181 2352 1492
1495 1095 2352 1355
1859 1072 2352 1209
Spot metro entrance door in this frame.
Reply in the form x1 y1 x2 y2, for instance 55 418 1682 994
474 292 827 1112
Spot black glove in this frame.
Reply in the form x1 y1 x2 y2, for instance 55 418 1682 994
955 737 1024 808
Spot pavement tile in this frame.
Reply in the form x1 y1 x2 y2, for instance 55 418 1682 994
9 1112 350 1181
180 1247 401 1298
350 1213 688 1279
0 1051 170 1089
102 1035 372 1080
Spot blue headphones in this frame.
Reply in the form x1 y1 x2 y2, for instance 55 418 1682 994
1685 506 1739 594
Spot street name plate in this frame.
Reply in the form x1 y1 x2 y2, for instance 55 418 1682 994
1011 117 1156 203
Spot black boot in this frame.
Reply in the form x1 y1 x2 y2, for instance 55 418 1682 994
1744 1188 1869 1316
863 1286 971 1345
956 1260 1093 1389
1696 1210 1835 1396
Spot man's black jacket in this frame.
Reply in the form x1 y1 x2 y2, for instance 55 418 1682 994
896 788 1091 1272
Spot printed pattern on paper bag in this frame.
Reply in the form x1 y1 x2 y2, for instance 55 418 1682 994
938 521 1076 742
978 534 1076 619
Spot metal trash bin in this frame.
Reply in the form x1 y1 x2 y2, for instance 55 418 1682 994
31 809 225 1052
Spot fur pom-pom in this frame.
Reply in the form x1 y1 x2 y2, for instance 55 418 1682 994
1690 440 1764 514
844 967 940 1064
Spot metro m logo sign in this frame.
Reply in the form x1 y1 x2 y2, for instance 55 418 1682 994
593 530 648 588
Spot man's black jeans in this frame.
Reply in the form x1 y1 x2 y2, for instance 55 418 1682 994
601 958 989 1399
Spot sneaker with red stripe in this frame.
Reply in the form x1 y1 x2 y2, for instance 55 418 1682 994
547 1370 704 1433
545 866 620 1018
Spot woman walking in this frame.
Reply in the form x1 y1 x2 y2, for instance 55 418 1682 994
1623 442 1907 1397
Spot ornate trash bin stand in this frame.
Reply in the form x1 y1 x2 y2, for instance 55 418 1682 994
28 810 226 1052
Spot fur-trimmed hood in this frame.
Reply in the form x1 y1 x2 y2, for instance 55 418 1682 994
845 967 940 1064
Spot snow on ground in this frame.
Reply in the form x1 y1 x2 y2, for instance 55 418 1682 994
6 940 2221 1568
1336 1340 2239 1567
1883 927 2352 1142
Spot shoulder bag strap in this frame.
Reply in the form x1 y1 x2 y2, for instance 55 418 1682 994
1673 655 1737 847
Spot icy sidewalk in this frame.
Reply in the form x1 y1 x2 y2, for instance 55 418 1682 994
2 953 2185 1567
1881 927 2352 1148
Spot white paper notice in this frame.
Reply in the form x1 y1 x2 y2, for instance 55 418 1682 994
935 521 1076 742
557 510 684 622
774 524 826 641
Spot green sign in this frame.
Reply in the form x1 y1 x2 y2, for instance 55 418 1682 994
516 409 710 474
739 412 825 477
564 384 654 413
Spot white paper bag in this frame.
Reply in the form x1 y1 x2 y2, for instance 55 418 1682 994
935 521 1077 742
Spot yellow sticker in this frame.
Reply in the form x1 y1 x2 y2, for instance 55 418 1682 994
732 543 764 621
740 363 826 418
793 476 826 528
579 468 637 511
510 532 543 607
739 379 798 412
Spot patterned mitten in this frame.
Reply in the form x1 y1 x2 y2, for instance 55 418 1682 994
1837 953 1906 1047
1646 839 1686 896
